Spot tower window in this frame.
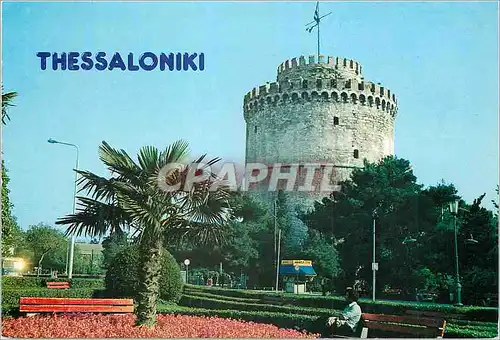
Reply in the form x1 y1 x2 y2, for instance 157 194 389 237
353 149 359 159
334 117 339 125
254 126 257 133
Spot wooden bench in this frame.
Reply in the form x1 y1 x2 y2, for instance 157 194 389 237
360 313 446 338
46 281 70 289
20 297 134 314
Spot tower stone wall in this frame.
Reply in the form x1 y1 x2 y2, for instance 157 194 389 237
243 54 398 211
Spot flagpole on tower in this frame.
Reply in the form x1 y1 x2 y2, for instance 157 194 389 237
306 1 331 61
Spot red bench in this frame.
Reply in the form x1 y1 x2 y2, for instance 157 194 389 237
20 297 134 314
47 281 70 289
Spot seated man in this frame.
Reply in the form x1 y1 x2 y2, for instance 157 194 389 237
326 287 362 336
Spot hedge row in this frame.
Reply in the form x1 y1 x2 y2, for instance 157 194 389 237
182 289 262 304
180 294 336 317
158 303 498 338
184 285 498 322
2 277 104 289
2 288 97 306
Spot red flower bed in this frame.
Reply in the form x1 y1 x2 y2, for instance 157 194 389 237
2 313 320 338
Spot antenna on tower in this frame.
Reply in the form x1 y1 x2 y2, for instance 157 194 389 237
305 1 332 61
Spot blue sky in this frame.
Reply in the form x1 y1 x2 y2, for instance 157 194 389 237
2 1 498 238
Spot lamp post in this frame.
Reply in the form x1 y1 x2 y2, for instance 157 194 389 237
48 138 79 279
184 259 190 284
449 199 462 306
372 208 378 301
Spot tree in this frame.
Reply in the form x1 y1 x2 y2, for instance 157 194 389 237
101 231 130 269
24 223 68 274
302 156 431 294
56 141 232 326
2 162 23 256
2 88 22 256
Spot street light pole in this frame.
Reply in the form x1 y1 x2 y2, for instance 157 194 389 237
372 210 376 301
48 138 79 279
449 200 462 306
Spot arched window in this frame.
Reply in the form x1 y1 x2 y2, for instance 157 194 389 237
332 92 339 102
359 94 366 105
292 93 299 102
341 92 348 103
301 92 309 101
321 92 329 100
302 79 308 89
350 93 357 104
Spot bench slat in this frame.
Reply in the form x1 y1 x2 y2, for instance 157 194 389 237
20 305 134 313
20 298 133 306
363 313 444 327
362 322 442 337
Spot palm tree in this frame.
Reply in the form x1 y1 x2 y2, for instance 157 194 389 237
2 88 18 125
56 140 233 326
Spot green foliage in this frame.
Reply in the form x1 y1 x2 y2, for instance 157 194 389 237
24 223 68 271
1 276 104 289
105 245 183 303
183 285 498 322
105 245 140 298
1 288 96 306
1 162 23 257
101 231 129 269
2 89 18 125
158 251 184 304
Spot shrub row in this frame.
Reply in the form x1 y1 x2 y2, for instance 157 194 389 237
182 288 262 304
2 288 97 306
180 294 335 317
185 285 498 322
2 277 104 289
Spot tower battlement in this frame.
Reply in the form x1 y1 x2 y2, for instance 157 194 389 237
277 55 362 82
243 77 397 119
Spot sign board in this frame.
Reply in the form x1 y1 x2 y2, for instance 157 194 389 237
184 259 190 266
180 270 187 283
372 263 379 271
281 260 312 266
294 265 300 271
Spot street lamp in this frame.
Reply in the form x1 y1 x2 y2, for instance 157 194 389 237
48 138 79 279
372 208 378 301
184 259 190 284
449 199 463 306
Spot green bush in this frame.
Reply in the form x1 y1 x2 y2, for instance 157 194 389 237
158 251 183 304
1 288 96 306
2 276 104 289
105 245 140 298
180 294 335 316
105 245 183 303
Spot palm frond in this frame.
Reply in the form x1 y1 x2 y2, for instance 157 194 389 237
56 197 132 238
158 140 190 167
2 90 18 125
137 145 160 174
99 141 141 180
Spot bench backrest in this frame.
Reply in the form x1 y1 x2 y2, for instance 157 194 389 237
47 281 70 289
20 297 134 313
362 313 446 338
405 309 465 320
